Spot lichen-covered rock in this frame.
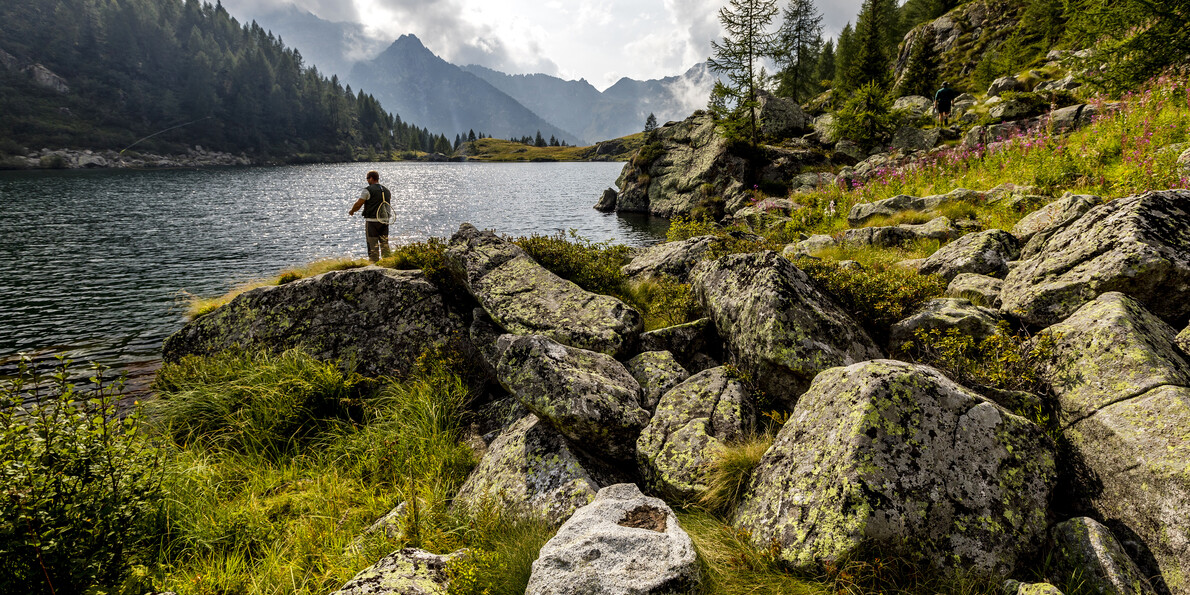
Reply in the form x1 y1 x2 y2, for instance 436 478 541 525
1004 581 1066 595
621 235 715 282
331 548 465 595
691 251 883 406
496 335 649 461
625 351 690 412
735 360 1055 575
162 267 460 377
847 188 982 226
446 223 642 356
1000 190 1190 327
1049 517 1157 595
1177 325 1190 356
636 367 755 500
833 216 958 250
594 187 618 212
755 89 810 139
525 483 698 595
920 229 1021 281
1039 293 1190 594
889 298 1003 349
890 126 938 152
1013 194 1103 258
453 415 600 525
989 75 1026 97
946 273 1005 308
893 95 933 118
638 318 717 371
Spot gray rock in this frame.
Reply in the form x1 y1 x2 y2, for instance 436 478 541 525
447 223 642 356
496 335 648 461
1035 75 1082 93
1000 190 1190 327
1005 581 1066 595
989 75 1026 97
920 229 1021 281
331 548 465 595
835 139 865 162
621 235 715 283
1012 194 1103 254
814 114 840 144
595 187 617 211
893 95 933 118
897 258 926 272
1178 147 1190 182
756 90 809 139
1178 325 1190 356
162 267 460 378
1038 293 1190 591
889 297 1003 349
454 415 601 524
1049 517 1157 595
792 171 838 190
847 188 981 226
991 97 1039 121
837 216 958 249
735 360 1055 575
638 318 715 370
468 308 505 376
526 483 698 595
625 351 690 412
890 126 937 152
785 234 837 256
946 273 1005 308
636 367 755 500
691 251 883 406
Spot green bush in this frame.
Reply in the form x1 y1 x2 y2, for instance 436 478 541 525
513 231 633 297
833 83 900 150
624 275 701 331
1 356 163 594
633 141 665 169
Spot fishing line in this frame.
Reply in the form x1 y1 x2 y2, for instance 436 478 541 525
119 116 213 154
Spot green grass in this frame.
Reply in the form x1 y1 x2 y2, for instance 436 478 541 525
461 134 645 162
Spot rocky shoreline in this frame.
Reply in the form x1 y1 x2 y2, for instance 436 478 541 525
0 146 253 170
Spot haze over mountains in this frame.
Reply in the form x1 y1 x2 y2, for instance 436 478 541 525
230 3 716 145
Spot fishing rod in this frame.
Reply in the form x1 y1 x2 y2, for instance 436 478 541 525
119 115 213 154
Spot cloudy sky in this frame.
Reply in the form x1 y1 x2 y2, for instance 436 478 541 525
217 0 864 90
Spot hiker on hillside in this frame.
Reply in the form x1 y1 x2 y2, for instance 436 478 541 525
348 170 393 262
934 82 960 127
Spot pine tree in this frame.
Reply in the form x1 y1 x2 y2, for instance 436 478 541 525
708 0 780 144
644 112 658 132
816 38 835 89
468 129 476 142
774 0 824 102
893 27 938 97
833 23 856 92
534 130 546 147
848 0 892 90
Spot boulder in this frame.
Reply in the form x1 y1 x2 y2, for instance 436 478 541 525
814 114 840 145
526 483 698 595
691 251 883 406
446 223 642 356
1178 325 1190 356
1035 75 1082 93
638 318 717 372
889 297 1003 349
636 367 755 500
594 188 617 211
1000 190 1190 327
920 229 1021 281
735 360 1055 574
989 75 1026 97
1039 293 1190 592
847 188 982 226
991 97 1041 121
162 267 460 378
496 335 649 461
453 415 601 525
331 548 465 595
468 308 505 376
785 233 837 256
946 273 1005 308
1049 517 1157 595
834 139 866 163
1178 147 1190 181
893 95 933 118
1005 582 1066 595
890 126 937 152
756 90 810 139
837 216 958 249
620 235 715 282
625 351 690 412
1012 194 1103 255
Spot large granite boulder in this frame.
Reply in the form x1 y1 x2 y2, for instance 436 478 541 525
453 415 601 525
621 235 716 282
890 126 939 152
330 548 466 595
447 223 642 356
1012 194 1103 258
636 367 756 500
989 75 1026 97
946 273 1005 308
1039 293 1190 593
889 297 1004 349
1001 190 1190 327
847 188 982 226
893 95 933 118
755 89 810 138
163 267 460 377
1049 517 1157 595
691 251 883 406
638 318 718 372
624 351 690 412
920 229 1021 281
525 483 698 595
496 335 649 461
735 360 1055 575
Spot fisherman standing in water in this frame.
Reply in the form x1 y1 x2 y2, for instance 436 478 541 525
348 170 392 262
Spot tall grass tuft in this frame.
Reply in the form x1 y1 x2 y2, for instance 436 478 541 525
698 435 775 516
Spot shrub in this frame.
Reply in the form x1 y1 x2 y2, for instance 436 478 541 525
623 275 701 331
512 231 632 297
380 237 467 300
633 141 665 169
901 322 1056 399
667 216 721 242
833 82 900 150
1 356 163 594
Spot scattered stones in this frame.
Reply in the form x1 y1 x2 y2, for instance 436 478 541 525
889 297 1003 350
946 273 1005 308
526 484 698 595
1035 74 1081 93
330 548 466 595
691 251 883 406
1049 517 1157 595
447 223 642 356
162 267 460 378
920 229 1021 281
847 188 981 226
620 235 715 282
836 216 959 249
735 360 1055 575
625 351 691 412
636 367 755 499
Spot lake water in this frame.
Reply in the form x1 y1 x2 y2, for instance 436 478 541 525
0 162 665 377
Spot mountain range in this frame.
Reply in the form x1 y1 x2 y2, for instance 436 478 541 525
229 4 716 145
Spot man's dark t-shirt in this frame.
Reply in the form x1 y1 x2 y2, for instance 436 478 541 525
935 87 959 112
363 183 391 220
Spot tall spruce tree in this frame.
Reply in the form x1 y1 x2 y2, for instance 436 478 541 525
774 0 823 102
708 0 780 144
833 23 856 92
848 0 892 90
816 38 836 89
893 27 939 97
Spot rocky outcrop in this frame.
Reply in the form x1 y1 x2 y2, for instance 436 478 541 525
624 351 690 412
889 297 1003 349
946 273 1004 308
893 95 933 118
1049 517 1157 595
447 223 642 356
1000 190 1190 327
526 484 698 595
890 126 941 152
847 188 983 226
892 0 1024 91
691 251 883 406
919 229 1021 281
636 367 755 500
638 318 720 373
162 267 460 377
1039 293 1190 593
496 335 649 461
735 360 1055 575
594 188 617 211
620 235 715 282
1 146 253 170
1012 194 1103 257
755 90 810 139
331 548 465 595
453 415 601 525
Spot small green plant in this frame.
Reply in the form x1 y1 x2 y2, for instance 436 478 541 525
1 355 163 594
624 275 701 331
698 435 775 516
633 141 665 169
513 230 633 297
667 215 722 242
833 82 900 150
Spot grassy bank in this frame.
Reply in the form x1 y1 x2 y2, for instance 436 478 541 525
461 135 645 162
